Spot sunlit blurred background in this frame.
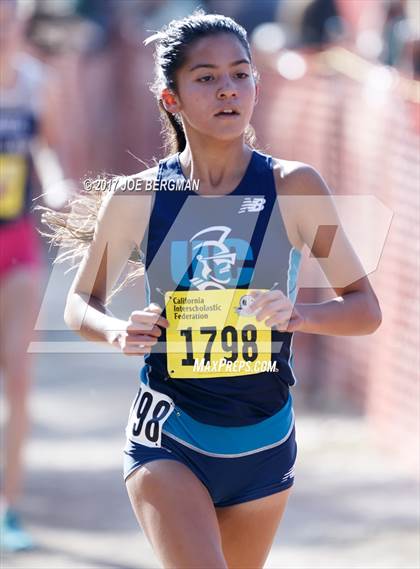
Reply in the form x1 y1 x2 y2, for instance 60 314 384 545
1 1 419 568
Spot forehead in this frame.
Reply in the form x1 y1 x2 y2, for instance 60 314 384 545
182 33 249 68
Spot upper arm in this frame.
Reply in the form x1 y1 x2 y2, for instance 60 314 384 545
274 161 377 298
69 170 156 303
31 59 57 148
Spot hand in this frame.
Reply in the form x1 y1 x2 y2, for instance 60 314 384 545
43 178 78 210
250 290 305 333
114 303 169 356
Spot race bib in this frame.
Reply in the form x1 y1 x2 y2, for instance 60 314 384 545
0 155 27 220
125 383 175 447
165 289 273 378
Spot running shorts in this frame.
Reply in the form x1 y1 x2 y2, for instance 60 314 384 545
0 217 42 279
123 380 297 507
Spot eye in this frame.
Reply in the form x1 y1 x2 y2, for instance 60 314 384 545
235 72 249 79
197 75 214 82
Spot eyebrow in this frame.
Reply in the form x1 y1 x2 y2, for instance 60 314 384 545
188 59 251 72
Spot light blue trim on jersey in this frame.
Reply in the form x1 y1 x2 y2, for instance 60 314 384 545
161 394 294 457
287 247 302 304
144 271 151 306
286 247 302 383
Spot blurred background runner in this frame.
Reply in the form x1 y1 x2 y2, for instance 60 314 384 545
0 0 73 552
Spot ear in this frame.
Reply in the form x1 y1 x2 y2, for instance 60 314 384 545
161 88 181 114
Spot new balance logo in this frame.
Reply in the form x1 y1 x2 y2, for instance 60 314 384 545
238 197 266 213
281 464 296 483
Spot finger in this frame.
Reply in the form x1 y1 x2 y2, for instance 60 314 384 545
248 290 263 301
130 311 169 329
143 306 170 328
250 290 287 312
267 313 299 331
122 344 153 356
158 317 170 329
126 319 154 333
254 299 288 321
144 302 163 313
266 317 290 330
126 321 163 336
255 299 291 322
145 325 163 337
125 334 158 344
248 290 269 308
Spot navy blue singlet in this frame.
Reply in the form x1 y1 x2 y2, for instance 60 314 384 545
140 149 302 427
0 55 44 225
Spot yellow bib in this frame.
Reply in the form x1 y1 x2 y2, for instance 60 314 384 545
165 289 272 378
0 155 27 220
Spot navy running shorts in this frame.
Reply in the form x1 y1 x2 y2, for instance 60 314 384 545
123 383 297 508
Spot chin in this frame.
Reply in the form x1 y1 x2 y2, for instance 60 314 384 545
188 120 248 143
208 126 248 142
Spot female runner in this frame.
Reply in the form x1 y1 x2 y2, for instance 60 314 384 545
55 11 382 569
0 0 71 551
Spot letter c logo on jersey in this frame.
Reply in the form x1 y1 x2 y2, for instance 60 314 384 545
170 226 253 289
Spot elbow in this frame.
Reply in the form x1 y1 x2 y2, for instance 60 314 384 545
63 304 72 329
365 300 382 334
63 300 74 330
64 293 79 331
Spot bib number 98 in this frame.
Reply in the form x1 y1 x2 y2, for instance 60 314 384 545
125 383 175 447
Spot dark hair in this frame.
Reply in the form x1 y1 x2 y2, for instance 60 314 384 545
145 10 257 154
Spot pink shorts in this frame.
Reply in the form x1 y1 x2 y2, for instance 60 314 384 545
0 217 42 279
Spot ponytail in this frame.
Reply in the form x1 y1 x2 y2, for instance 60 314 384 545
158 100 186 154
37 182 144 305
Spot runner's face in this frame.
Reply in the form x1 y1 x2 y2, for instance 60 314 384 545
174 33 257 142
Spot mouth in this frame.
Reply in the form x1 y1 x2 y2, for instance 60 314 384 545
214 108 240 117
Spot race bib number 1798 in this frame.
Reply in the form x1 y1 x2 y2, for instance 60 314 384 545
165 289 272 378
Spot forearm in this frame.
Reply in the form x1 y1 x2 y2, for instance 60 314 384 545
31 140 71 208
64 292 127 346
296 291 382 336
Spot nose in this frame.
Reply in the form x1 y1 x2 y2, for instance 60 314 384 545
216 76 237 100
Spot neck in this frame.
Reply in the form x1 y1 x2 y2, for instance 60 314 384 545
179 135 252 192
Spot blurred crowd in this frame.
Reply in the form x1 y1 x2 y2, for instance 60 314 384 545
19 0 420 77
8 0 417 181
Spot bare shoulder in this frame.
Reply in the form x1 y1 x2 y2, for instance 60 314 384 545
97 165 159 246
104 165 159 210
272 157 331 196
270 157 333 251
112 165 159 195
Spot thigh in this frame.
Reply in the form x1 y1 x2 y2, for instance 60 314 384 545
0 266 41 374
216 487 292 569
126 459 228 569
